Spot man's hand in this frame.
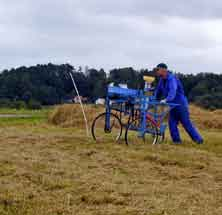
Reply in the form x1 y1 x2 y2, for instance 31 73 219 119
160 99 167 104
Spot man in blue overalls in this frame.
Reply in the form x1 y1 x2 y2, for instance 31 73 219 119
154 63 203 144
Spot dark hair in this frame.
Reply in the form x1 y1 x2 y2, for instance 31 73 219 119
156 63 168 69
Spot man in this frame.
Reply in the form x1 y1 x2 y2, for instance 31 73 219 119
154 63 203 144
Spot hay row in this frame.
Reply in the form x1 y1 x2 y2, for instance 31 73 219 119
48 104 222 130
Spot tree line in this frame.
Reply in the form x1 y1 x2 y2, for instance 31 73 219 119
0 63 221 109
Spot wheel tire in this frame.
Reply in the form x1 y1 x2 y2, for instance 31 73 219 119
160 132 165 143
125 118 158 145
91 112 122 143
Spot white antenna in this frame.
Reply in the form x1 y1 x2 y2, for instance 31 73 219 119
69 71 89 137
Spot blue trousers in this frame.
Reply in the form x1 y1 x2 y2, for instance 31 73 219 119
169 105 203 143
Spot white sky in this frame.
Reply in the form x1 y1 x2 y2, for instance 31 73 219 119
0 0 222 73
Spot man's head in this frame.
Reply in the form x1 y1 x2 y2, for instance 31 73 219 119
155 63 168 78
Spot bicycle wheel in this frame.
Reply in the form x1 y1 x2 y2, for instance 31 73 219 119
91 112 122 143
125 118 158 145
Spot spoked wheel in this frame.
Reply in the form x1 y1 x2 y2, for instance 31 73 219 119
125 118 158 145
91 112 122 143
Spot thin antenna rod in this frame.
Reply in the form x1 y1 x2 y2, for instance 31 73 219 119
69 72 89 137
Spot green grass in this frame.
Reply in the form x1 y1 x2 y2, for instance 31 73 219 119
0 107 50 115
0 108 221 215
0 108 50 126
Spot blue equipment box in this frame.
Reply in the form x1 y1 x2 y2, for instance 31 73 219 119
108 86 139 98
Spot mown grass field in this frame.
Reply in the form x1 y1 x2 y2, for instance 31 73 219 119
0 106 221 215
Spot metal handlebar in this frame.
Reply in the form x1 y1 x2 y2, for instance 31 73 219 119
148 101 180 107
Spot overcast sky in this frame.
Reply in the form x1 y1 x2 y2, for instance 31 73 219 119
0 0 222 73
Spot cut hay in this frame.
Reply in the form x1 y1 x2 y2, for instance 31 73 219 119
189 105 222 130
49 104 222 130
48 104 104 128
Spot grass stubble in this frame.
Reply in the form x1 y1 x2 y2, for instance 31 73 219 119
0 105 221 214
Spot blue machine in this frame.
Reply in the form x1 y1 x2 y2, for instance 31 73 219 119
91 82 178 145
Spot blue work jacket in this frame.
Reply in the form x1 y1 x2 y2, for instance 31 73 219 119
155 72 188 106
